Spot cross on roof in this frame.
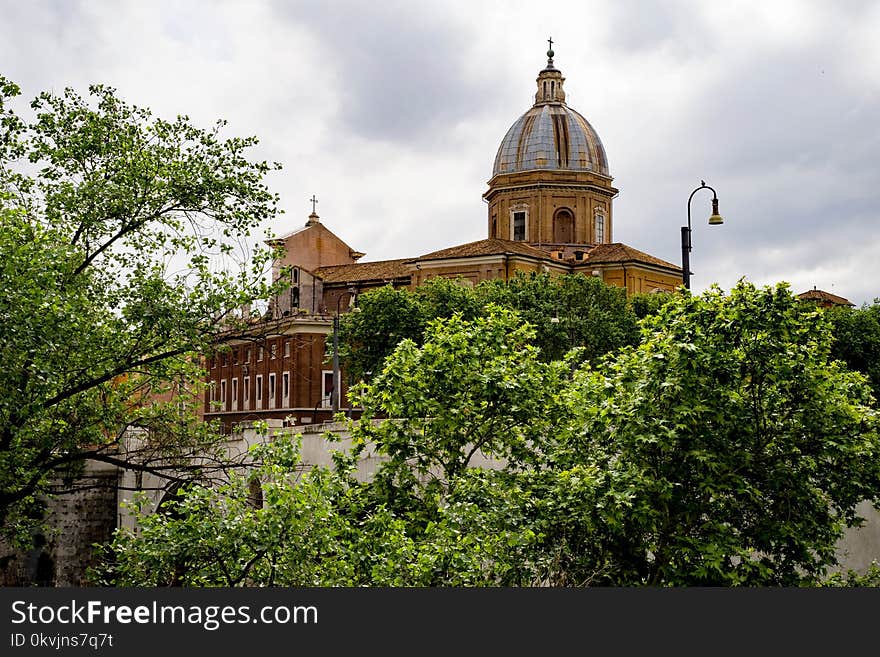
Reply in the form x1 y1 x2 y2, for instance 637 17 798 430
309 194 318 214
548 36 553 51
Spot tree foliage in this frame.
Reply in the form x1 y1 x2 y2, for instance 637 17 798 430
354 306 569 480
335 284 425 384
338 272 639 382
827 299 880 404
93 433 367 587
99 281 880 586
0 76 282 543
476 272 639 363
628 289 675 320
562 281 880 585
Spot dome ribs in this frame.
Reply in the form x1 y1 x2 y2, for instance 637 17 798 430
516 113 537 171
552 110 570 169
490 58 610 177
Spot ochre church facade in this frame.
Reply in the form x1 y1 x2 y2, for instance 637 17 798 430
204 47 682 429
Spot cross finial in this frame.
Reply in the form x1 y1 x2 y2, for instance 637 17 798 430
548 36 553 51
309 194 318 214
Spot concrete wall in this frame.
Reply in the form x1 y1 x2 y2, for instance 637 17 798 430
834 501 880 575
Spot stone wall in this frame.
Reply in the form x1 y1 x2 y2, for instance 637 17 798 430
0 461 119 587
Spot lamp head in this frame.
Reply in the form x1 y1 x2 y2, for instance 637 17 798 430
708 197 724 225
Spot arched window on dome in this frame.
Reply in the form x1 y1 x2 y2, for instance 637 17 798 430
594 207 606 244
553 208 574 243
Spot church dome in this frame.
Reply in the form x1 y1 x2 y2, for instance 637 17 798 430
492 49 609 177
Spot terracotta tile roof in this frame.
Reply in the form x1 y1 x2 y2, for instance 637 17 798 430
416 238 553 262
316 241 680 283
583 243 681 270
797 288 854 307
315 259 412 284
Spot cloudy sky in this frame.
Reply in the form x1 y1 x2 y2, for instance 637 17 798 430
3 0 880 304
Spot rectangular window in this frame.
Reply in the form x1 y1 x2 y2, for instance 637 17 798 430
321 370 334 408
258 346 264 361
243 376 250 409
233 348 239 365
256 375 263 409
246 348 252 363
284 340 290 357
268 373 276 409
221 353 228 367
270 343 278 359
282 372 290 402
595 213 605 243
232 378 238 411
513 211 526 241
176 383 186 416
220 380 227 412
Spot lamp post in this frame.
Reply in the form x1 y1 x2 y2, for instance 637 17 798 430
331 287 357 414
682 180 724 289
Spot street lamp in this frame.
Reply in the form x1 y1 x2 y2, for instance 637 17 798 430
331 287 357 414
682 180 724 289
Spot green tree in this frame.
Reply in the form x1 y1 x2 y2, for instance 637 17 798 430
0 76 282 544
97 308 569 586
336 284 425 383
92 432 370 586
827 300 880 403
336 276 483 383
628 289 676 319
352 305 570 482
563 281 880 585
412 275 483 323
94 427 548 587
338 272 639 383
476 272 640 363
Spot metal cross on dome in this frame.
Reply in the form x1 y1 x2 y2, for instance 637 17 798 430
310 194 318 213
548 36 553 51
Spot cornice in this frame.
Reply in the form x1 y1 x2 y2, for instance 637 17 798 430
575 260 682 276
483 180 619 201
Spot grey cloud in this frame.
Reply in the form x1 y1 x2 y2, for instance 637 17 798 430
271 0 507 147
694 53 879 176
607 19 880 305
605 0 706 55
4 1 879 306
